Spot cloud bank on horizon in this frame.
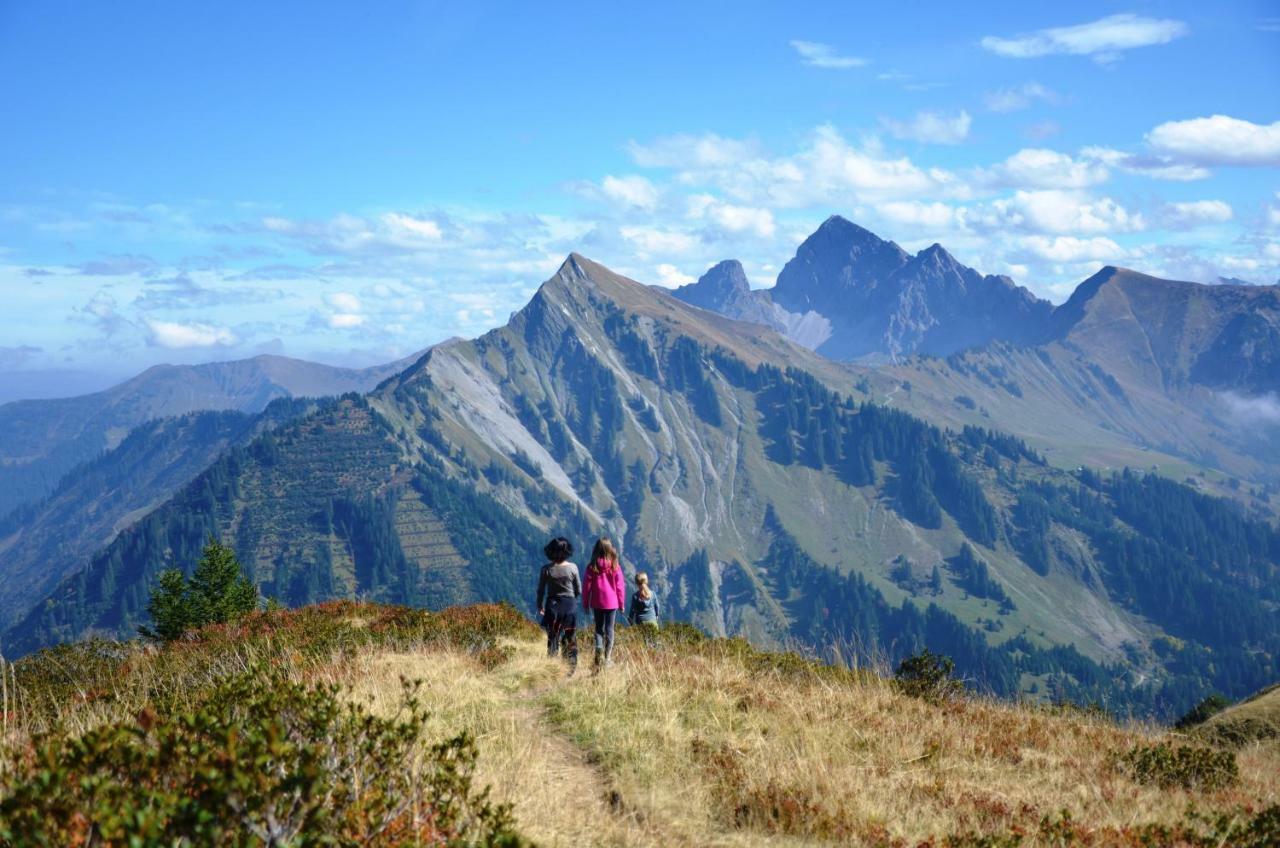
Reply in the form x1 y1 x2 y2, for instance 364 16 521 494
0 2 1277 381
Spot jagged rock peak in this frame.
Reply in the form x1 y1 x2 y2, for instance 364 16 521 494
690 260 751 297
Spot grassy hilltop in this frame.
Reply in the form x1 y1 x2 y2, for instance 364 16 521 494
1 602 1277 846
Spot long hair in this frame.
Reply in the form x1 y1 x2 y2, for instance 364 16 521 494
635 572 652 600
589 537 619 575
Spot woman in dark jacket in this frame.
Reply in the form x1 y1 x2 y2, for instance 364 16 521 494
536 537 580 673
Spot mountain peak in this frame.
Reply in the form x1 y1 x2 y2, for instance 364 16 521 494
681 259 750 299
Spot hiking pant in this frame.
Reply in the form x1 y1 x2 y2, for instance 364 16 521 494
543 597 578 671
593 608 617 663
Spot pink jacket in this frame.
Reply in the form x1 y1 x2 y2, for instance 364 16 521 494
582 559 626 611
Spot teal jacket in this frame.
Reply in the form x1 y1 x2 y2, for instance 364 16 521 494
627 592 659 625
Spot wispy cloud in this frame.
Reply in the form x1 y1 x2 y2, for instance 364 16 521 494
1158 200 1233 229
984 82 1057 113
790 40 869 69
1221 391 1280 427
981 14 1188 64
1079 146 1211 181
881 110 972 145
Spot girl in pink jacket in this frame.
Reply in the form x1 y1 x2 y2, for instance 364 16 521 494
583 537 626 670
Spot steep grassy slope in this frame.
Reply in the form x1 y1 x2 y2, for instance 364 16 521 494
0 398 316 628
3 603 1278 846
6 255 1278 719
875 341 1280 499
1195 685 1280 749
0 351 423 520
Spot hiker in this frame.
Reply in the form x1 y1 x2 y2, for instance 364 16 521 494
536 537 580 673
627 572 659 641
582 537 625 670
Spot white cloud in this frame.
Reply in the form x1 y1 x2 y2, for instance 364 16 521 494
146 319 238 348
627 134 760 169
984 82 1057 113
328 313 365 329
789 40 869 69
654 263 693 288
1146 115 1280 166
1221 392 1280 427
627 126 963 209
980 148 1109 189
1079 146 1210 181
326 292 362 313
981 14 1188 63
877 201 957 229
979 190 1145 234
881 110 972 145
1018 235 1125 263
1159 200 1234 229
600 175 660 210
618 225 699 256
687 195 776 237
380 212 444 242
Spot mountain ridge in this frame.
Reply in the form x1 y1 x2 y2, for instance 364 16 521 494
7 251 1277 723
0 349 427 521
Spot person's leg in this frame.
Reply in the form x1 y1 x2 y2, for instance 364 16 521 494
593 609 607 668
603 608 617 664
561 613 578 674
546 616 560 657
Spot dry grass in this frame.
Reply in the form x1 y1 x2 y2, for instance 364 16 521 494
322 629 1280 846
4 605 1278 846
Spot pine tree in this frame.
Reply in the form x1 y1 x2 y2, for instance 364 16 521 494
141 537 258 641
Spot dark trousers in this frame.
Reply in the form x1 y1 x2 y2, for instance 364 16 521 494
592 608 617 663
543 597 578 670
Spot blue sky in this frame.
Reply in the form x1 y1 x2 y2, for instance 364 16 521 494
2 1 1278 386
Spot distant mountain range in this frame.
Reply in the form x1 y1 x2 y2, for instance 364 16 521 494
6 251 1277 721
675 216 1280 493
673 216 1053 361
0 352 424 521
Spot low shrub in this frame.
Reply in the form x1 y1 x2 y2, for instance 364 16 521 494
1119 741 1238 791
894 648 964 703
11 601 538 735
0 662 525 846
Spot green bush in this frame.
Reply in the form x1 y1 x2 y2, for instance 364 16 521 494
1119 741 1238 791
0 662 525 846
140 537 258 641
894 648 964 703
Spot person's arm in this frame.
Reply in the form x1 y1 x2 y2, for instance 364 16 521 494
613 567 625 610
536 566 547 615
627 593 637 625
573 568 581 599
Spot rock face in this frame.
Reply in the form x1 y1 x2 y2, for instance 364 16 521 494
770 217 1053 361
671 259 832 348
672 260 773 323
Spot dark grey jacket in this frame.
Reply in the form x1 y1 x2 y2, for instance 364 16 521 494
537 561 581 610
